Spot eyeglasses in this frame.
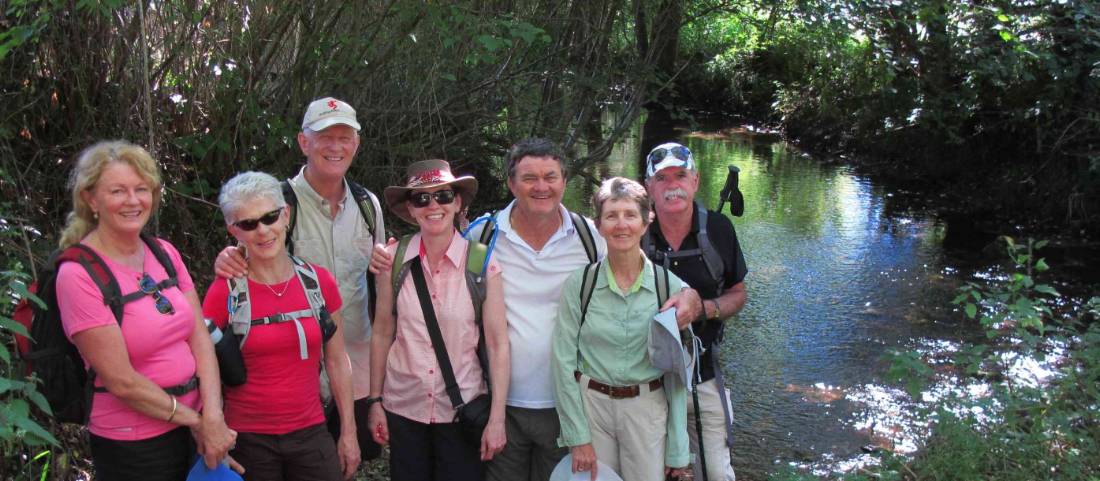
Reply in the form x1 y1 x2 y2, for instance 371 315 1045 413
139 273 175 315
647 145 692 165
233 207 283 231
408 190 456 208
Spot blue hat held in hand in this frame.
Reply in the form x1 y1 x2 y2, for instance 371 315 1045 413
186 457 242 481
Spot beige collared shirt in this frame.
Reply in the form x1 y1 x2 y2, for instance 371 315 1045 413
288 167 384 399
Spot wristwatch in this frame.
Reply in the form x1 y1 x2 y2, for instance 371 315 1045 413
364 396 383 407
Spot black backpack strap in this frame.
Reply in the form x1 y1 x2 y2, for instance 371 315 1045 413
578 262 601 329
569 211 598 264
693 202 725 291
140 234 178 284
347 180 379 238
654 262 670 308
409 257 467 411
282 180 299 255
478 210 499 246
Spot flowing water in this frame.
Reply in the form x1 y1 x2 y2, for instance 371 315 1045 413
561 115 1097 480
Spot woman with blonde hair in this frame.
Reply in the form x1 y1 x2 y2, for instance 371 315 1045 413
55 140 236 480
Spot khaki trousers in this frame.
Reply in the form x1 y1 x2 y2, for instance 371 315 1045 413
579 374 668 481
687 379 736 481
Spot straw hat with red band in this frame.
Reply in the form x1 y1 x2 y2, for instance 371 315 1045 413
384 159 478 225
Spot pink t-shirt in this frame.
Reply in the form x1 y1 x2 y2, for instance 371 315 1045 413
202 264 342 435
56 238 199 441
383 231 501 424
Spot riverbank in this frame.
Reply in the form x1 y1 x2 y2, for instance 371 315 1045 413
679 112 1100 292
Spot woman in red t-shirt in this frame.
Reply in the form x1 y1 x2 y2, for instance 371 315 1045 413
203 171 359 481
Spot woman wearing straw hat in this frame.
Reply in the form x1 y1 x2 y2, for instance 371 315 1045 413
367 160 510 481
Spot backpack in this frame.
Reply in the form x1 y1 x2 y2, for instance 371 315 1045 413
641 201 725 294
577 260 670 328
13 234 178 423
224 255 336 360
281 178 383 317
473 209 598 264
282 179 382 255
390 234 492 374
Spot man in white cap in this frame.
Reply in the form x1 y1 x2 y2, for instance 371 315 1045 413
216 96 385 470
642 142 748 481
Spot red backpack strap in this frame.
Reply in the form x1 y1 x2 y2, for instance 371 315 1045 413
57 245 125 323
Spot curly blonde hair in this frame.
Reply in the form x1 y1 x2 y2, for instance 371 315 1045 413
58 141 162 248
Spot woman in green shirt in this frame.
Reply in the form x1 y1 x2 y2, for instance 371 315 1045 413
551 177 691 481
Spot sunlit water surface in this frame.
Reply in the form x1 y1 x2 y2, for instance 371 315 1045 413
563 122 1076 480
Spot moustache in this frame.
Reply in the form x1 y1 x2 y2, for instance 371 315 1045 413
664 188 688 200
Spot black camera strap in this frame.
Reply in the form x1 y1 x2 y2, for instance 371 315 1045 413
409 257 467 411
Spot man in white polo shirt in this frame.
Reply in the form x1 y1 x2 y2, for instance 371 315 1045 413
371 137 703 480
472 139 703 481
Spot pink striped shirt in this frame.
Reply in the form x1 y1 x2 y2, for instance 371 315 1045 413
382 230 501 424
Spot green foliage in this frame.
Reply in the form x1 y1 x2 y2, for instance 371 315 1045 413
670 1 1100 231
0 199 57 479
873 239 1100 480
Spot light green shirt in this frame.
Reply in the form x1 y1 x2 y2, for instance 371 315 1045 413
551 255 690 468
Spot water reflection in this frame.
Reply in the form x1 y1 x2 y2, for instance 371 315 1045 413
568 116 961 480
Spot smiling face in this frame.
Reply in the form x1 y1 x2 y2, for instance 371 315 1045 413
82 162 154 238
647 166 699 217
507 155 566 218
298 124 360 182
597 197 649 255
227 196 289 263
409 185 462 237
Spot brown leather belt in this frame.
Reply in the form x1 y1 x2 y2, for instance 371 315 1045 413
575 371 662 399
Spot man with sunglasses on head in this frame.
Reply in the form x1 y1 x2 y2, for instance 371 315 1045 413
215 96 385 471
642 142 748 481
370 138 704 481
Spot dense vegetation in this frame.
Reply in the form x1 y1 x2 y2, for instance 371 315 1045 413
2 1 1098 479
670 1 1100 234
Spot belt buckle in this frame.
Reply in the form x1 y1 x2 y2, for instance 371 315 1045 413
608 386 637 399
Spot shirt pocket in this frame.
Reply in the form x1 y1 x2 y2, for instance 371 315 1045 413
293 238 327 265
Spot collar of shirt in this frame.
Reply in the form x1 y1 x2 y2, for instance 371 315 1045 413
496 200 576 249
290 166 350 217
601 253 654 296
650 203 701 247
403 230 465 270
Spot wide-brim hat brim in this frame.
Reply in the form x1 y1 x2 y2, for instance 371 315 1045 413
384 176 478 225
549 455 624 481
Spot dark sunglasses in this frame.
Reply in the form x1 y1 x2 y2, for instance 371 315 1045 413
139 273 175 315
647 145 692 165
408 190 456 208
233 207 283 231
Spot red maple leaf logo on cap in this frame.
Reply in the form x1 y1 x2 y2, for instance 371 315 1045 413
327 100 338 110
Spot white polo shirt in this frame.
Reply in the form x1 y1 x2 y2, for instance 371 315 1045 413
469 200 606 408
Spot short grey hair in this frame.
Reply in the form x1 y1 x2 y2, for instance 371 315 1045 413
218 171 286 223
592 177 651 227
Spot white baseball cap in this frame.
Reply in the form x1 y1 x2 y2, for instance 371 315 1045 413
645 142 696 179
302 97 361 131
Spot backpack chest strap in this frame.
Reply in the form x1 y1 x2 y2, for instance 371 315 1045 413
249 308 313 360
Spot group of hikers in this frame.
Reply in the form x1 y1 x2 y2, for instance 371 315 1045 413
43 96 748 481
